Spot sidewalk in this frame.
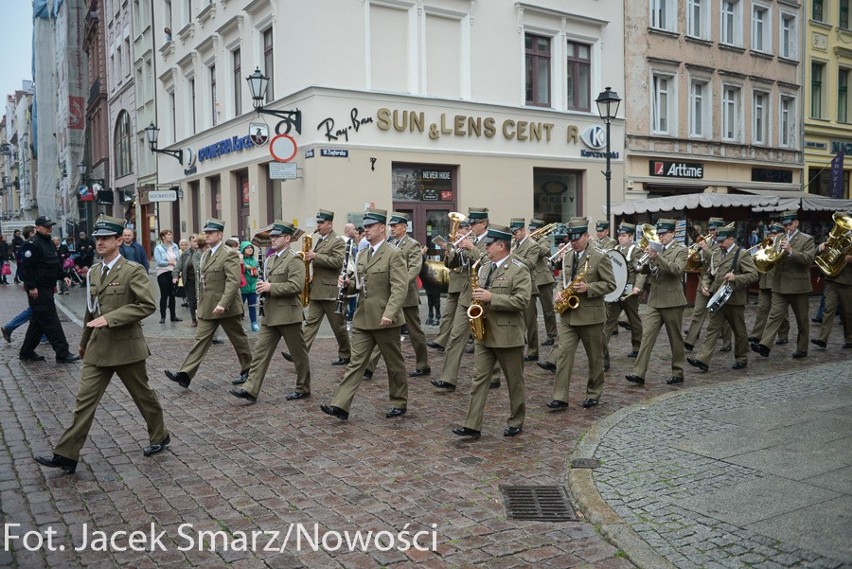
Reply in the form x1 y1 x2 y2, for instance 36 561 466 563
0 280 850 567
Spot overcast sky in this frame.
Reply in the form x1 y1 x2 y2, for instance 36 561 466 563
0 2 34 101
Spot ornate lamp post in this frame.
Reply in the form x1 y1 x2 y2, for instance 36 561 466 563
595 87 622 227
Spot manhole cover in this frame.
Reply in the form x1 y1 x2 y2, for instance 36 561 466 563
571 458 599 469
500 485 577 522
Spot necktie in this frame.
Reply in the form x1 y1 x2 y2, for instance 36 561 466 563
571 253 579 280
101 264 110 280
484 264 495 288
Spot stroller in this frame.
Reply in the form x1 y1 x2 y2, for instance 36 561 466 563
64 254 87 287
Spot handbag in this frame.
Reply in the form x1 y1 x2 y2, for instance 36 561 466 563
174 276 186 298
1 263 10 276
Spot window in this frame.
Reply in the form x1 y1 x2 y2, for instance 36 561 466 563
164 0 172 38
263 29 274 102
812 61 824 119
722 86 741 141
232 48 242 116
753 91 768 145
813 0 824 22
780 13 797 59
842 0 850 29
651 0 676 32
209 64 217 126
687 0 709 39
525 34 551 107
114 111 133 178
190 78 197 134
840 69 850 123
566 41 590 111
689 79 710 138
185 0 192 24
752 5 769 52
780 96 794 147
169 91 176 143
652 74 674 134
721 1 742 46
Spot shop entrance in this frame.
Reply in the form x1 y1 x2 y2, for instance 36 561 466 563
391 162 458 258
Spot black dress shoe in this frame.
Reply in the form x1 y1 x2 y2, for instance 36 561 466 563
165 370 190 388
625 374 645 385
524 355 538 362
431 380 456 391
56 354 81 363
35 454 77 474
331 358 350 366
386 407 407 418
775 339 788 346
811 339 827 348
687 357 709 372
143 434 171 457
666 376 684 385
684 343 694 352
719 346 732 353
732 362 747 370
159 317 166 324
20 353 45 362
791 351 808 359
1 326 11 343
542 338 555 346
748 336 759 343
320 404 349 421
408 367 431 377
582 398 599 409
503 426 523 437
604 364 610 372
844 343 852 349
285 391 310 401
547 400 569 410
427 341 445 352
751 343 770 357
489 382 500 389
231 369 249 385
611 330 618 336
812 317 822 323
211 338 225 345
363 370 374 380
537 361 557 373
281 351 293 362
618 321 632 330
452 427 481 438
170 317 183 322
229 388 257 403
627 351 639 358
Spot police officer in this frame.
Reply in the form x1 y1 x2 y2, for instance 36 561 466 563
19 216 80 363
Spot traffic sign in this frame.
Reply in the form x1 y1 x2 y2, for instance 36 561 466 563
270 134 298 162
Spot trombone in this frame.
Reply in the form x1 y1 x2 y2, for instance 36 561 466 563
529 222 557 242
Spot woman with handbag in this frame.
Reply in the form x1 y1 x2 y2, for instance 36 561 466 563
154 229 182 324
174 234 201 327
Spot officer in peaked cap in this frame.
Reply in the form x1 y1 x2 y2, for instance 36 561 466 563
602 221 646 370
529 218 557 347
749 222 790 346
685 216 732 352
595 220 617 250
509 218 542 362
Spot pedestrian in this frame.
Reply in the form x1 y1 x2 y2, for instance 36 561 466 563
239 241 260 332
154 229 181 324
77 231 95 268
164 218 253 388
174 234 201 326
11 229 24 283
54 237 70 294
0 235 10 284
420 245 442 325
35 215 170 475
18 216 80 363
119 228 150 273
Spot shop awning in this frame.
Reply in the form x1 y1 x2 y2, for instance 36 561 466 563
736 189 852 212
611 192 852 216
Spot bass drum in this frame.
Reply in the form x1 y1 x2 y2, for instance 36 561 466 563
604 249 629 303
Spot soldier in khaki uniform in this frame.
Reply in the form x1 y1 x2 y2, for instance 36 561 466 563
529 219 558 346
36 216 169 474
231 221 311 403
626 218 689 386
510 218 540 360
164 218 253 388
685 218 732 352
749 223 790 345
688 226 759 372
282 210 351 366
429 219 471 351
595 221 617 250
603 222 646 368
453 225 531 438
321 209 409 420
812 217 852 350
549 218 616 410
753 210 816 358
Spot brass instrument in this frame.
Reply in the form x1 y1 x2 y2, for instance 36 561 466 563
448 211 466 243
529 222 557 242
555 258 589 313
747 237 774 256
424 259 451 287
298 234 313 306
466 255 487 340
753 234 787 273
633 224 662 271
685 232 713 271
815 212 852 277
548 242 573 266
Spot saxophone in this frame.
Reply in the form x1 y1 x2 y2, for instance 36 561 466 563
466 255 487 341
555 258 589 314
298 234 313 307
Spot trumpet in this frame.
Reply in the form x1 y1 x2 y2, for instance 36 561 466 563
529 222 557 242
548 242 573 266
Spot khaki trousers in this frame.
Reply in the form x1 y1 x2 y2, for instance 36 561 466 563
685 292 732 348
437 302 472 385
633 306 686 380
537 282 557 339
244 322 311 398
55 361 167 461
760 292 810 353
553 321 605 402
433 292 459 347
332 326 408 412
180 315 252 380
463 345 525 431
818 280 852 344
524 293 540 358
303 299 351 359
697 304 748 365
603 294 643 367
751 288 790 341
367 305 429 373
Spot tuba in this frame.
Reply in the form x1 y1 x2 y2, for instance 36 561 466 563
753 234 787 273
448 211 466 243
297 234 313 306
815 212 852 277
466 255 487 341
633 224 663 271
555 258 589 313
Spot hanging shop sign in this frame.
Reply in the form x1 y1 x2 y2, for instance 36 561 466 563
649 160 704 179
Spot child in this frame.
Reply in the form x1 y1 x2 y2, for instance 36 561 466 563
240 241 260 331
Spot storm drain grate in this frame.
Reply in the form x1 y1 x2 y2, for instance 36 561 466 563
500 485 577 522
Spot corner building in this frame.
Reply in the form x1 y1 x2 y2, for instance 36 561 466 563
152 0 624 251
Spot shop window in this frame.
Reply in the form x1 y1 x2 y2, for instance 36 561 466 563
533 169 582 225
391 164 456 202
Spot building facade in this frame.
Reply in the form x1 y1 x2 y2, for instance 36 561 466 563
151 0 625 251
82 0 110 234
1 85 37 234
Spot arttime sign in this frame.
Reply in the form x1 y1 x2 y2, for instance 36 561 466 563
649 160 704 179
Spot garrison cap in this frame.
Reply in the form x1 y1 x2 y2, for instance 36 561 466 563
656 218 677 233
780 210 798 224
203 218 225 232
509 218 526 231
483 224 512 244
566 217 589 238
316 209 334 222
768 223 784 233
91 215 125 237
617 222 636 234
708 217 725 229
468 207 489 221
595 221 610 232
389 212 410 225
528 218 546 229
362 208 388 226
35 215 56 227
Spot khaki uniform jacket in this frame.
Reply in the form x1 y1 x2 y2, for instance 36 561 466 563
642 243 688 308
698 241 722 291
445 247 467 294
350 241 407 329
559 245 617 326
528 237 555 286
829 259 852 285
706 245 759 306
448 239 488 307
477 255 532 349
263 249 306 326
512 238 538 293
309 230 346 301
82 258 156 366
395 234 423 307
617 243 647 292
198 244 244 319
597 236 617 250
770 231 816 294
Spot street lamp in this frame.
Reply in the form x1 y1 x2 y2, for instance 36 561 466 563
245 68 301 134
595 86 621 228
144 122 183 165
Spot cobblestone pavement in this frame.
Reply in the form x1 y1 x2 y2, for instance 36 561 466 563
0 279 850 567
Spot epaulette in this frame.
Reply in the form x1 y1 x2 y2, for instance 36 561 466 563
288 249 300 258
592 245 608 256
511 258 526 269
124 260 142 268
387 243 401 252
